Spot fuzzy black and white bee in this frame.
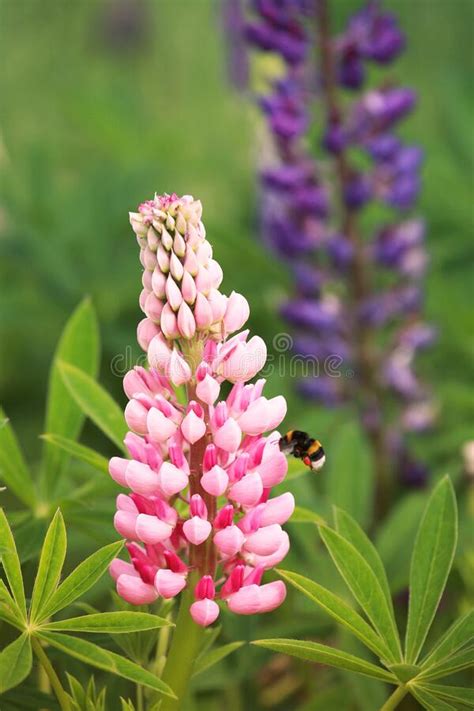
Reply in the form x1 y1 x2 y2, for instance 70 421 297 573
279 430 326 471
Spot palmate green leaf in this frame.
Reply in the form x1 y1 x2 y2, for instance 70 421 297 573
67 673 86 707
58 362 127 452
120 699 136 711
0 634 32 693
0 410 35 509
333 508 392 611
0 579 23 630
192 641 244 678
44 611 172 634
0 508 27 618
37 631 176 698
420 610 473 669
387 663 421 683
410 685 457 710
41 299 100 493
375 492 426 594
318 526 402 662
278 570 392 661
416 646 474 681
416 683 474 707
326 422 374 528
41 434 110 476
39 540 123 620
252 639 396 683
405 476 458 664
290 506 326 525
29 509 67 622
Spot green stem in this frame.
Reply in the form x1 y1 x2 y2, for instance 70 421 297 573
32 637 71 711
379 685 408 711
136 683 144 711
160 580 204 711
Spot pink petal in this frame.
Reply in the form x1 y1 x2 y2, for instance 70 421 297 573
137 318 159 351
147 407 178 442
264 396 287 431
223 291 250 333
213 525 245 557
160 303 180 340
196 374 220 405
117 574 158 605
257 452 288 488
244 524 285 556
144 292 163 322
208 289 227 322
227 584 261 615
124 400 148 435
165 275 183 312
154 569 187 598
244 336 268 380
157 461 189 497
183 517 212 546
181 271 197 304
168 349 192 386
213 418 242 452
116 494 138 513
257 580 287 613
135 514 173 544
201 465 229 497
148 335 172 372
177 301 196 339
109 559 138 581
151 268 166 299
190 599 220 627
194 293 213 329
247 532 290 569
237 398 270 435
125 460 161 496
114 510 138 539
109 457 129 486
208 259 223 289
260 493 295 526
181 410 206 444
229 471 263 507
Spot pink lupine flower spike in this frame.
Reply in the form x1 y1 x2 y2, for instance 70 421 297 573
109 193 293 625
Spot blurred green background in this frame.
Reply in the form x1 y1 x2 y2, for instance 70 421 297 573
0 1 473 709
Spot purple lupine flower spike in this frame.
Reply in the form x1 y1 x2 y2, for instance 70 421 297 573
233 0 435 499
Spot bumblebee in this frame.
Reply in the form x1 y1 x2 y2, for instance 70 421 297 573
279 430 326 471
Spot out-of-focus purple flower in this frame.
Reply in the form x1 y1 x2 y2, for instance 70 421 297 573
234 0 434 489
281 295 341 331
223 0 250 90
260 79 309 138
344 173 373 208
298 376 344 406
360 285 422 326
327 233 354 269
399 450 429 488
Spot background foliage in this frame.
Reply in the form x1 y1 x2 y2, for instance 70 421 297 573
0 1 472 709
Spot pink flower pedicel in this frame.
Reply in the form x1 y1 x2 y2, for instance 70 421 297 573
109 193 292 625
